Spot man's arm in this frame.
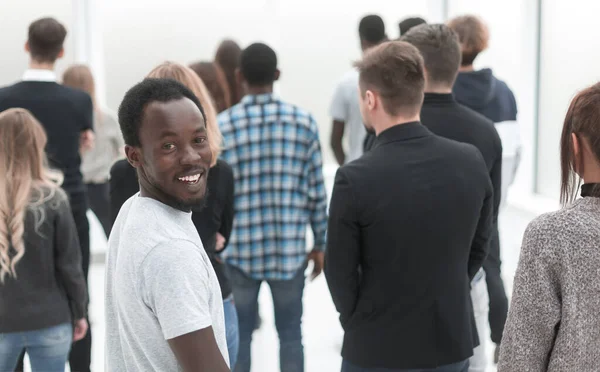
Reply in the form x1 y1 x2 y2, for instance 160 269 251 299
324 168 361 327
330 120 346 166
168 328 230 372
306 123 329 278
79 94 95 152
329 80 349 166
469 169 494 280
142 241 229 371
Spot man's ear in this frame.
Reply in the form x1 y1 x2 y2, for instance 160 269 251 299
274 69 281 81
25 41 30 53
125 145 142 168
57 47 65 59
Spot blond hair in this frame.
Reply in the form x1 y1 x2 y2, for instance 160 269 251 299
146 62 222 166
0 108 63 283
447 15 489 66
62 64 97 110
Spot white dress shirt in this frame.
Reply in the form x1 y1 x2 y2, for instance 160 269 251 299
22 69 57 82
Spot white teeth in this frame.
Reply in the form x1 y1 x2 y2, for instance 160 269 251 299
178 174 201 182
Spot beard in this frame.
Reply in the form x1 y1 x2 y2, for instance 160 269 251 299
138 167 208 213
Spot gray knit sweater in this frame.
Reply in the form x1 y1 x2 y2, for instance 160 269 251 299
498 197 600 371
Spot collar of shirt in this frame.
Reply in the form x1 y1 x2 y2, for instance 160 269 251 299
22 69 57 82
240 93 276 105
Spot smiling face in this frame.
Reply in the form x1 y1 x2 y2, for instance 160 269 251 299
126 97 212 212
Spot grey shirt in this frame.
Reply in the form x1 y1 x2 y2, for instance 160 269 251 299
499 197 600 371
105 195 229 371
81 109 124 184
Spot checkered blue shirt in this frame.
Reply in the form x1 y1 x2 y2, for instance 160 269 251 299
218 93 328 280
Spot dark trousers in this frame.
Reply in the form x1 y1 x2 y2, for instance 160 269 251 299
86 182 110 238
341 360 469 372
483 226 508 344
15 192 92 372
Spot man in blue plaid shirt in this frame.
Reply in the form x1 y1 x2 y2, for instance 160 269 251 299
218 43 328 372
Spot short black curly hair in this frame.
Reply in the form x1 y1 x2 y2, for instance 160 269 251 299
240 43 278 86
118 78 206 146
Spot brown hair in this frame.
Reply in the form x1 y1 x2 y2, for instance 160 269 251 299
447 15 489 66
28 17 67 63
62 64 97 110
401 24 462 88
560 83 600 204
146 62 222 166
215 40 242 106
354 41 425 117
189 62 231 113
0 108 63 283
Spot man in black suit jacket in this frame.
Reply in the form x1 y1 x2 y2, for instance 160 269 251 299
0 18 94 372
325 41 493 372
402 24 506 367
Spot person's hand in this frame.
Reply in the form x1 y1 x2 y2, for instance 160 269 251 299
215 233 226 252
80 130 95 153
307 250 324 281
73 318 88 342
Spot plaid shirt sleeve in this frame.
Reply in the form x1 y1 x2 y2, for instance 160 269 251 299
306 116 328 251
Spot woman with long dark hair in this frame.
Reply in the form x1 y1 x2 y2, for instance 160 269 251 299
499 82 600 371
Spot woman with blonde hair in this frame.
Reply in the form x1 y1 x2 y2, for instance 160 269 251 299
499 83 600 370
62 64 124 238
0 108 88 371
109 62 238 368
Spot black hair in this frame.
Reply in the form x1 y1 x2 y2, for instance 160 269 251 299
118 78 206 146
399 17 427 36
359 15 386 44
240 43 278 86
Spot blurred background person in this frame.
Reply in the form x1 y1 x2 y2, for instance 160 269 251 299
215 39 243 107
109 61 239 369
398 16 427 37
190 61 232 113
62 64 124 239
499 82 600 371
401 24 503 372
448 15 518 362
0 17 94 372
219 42 328 372
0 108 88 372
330 14 387 166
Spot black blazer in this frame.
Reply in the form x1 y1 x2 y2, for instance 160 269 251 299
0 81 93 198
325 122 493 369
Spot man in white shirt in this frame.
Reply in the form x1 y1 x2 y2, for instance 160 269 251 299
105 78 229 371
330 14 387 165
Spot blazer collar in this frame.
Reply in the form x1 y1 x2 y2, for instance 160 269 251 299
373 121 430 149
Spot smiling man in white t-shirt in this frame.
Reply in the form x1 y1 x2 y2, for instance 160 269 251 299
105 78 229 371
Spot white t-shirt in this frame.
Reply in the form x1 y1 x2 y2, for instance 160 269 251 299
329 70 367 163
105 195 229 371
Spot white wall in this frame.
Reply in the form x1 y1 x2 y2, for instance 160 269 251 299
100 0 442 164
447 0 543 208
0 0 75 86
536 0 600 199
